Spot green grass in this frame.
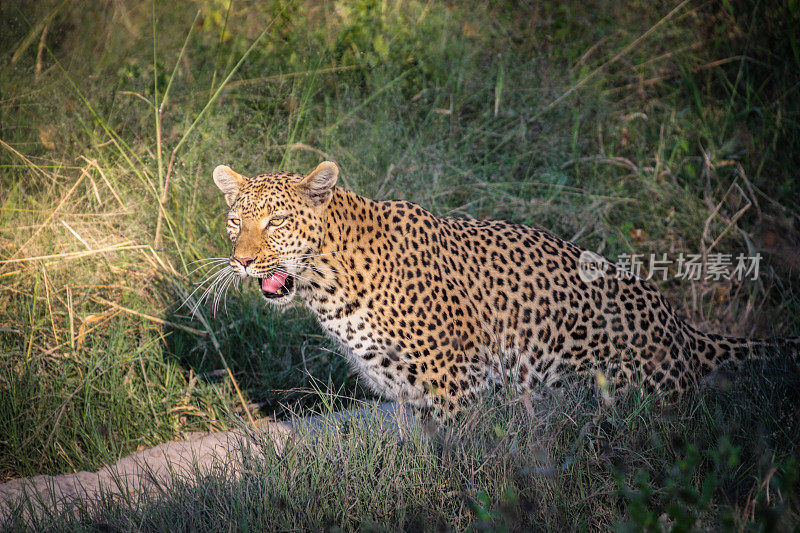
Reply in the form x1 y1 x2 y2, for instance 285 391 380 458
1 0 799 528
4 362 800 530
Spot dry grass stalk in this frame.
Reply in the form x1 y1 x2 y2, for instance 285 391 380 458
91 296 207 337
35 21 49 77
0 242 148 266
607 55 767 94
144 245 178 275
60 220 92 250
9 0 62 66
66 285 75 351
0 138 55 183
41 266 59 346
78 156 127 211
86 172 102 204
75 309 120 350
0 160 93 271
701 175 752 257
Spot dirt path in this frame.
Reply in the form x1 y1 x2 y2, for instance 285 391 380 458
0 402 412 520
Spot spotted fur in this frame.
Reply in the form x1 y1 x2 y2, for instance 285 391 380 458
213 162 799 421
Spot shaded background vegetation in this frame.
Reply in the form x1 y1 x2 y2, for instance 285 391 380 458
1 0 799 529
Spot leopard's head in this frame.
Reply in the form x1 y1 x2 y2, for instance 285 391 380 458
212 161 338 305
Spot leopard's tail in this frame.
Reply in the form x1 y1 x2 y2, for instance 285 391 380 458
686 325 800 376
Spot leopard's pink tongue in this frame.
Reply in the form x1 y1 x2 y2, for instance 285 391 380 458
261 271 288 293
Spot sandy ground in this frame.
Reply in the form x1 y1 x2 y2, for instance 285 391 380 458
0 402 413 521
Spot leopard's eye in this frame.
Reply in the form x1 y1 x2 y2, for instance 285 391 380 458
227 217 240 228
268 215 287 228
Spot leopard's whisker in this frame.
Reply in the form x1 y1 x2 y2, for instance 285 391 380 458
185 259 230 278
223 274 240 317
189 267 231 316
189 277 217 317
187 257 229 265
179 266 230 312
194 265 230 287
185 258 230 273
219 269 238 314
200 275 225 314
212 268 236 312
213 279 228 316
213 269 234 312
213 270 232 316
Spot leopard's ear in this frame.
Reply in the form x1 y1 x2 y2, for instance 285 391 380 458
298 161 338 207
213 165 247 206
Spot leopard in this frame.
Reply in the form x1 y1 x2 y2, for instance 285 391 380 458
212 161 799 421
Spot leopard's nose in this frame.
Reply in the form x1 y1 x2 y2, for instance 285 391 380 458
233 256 254 268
